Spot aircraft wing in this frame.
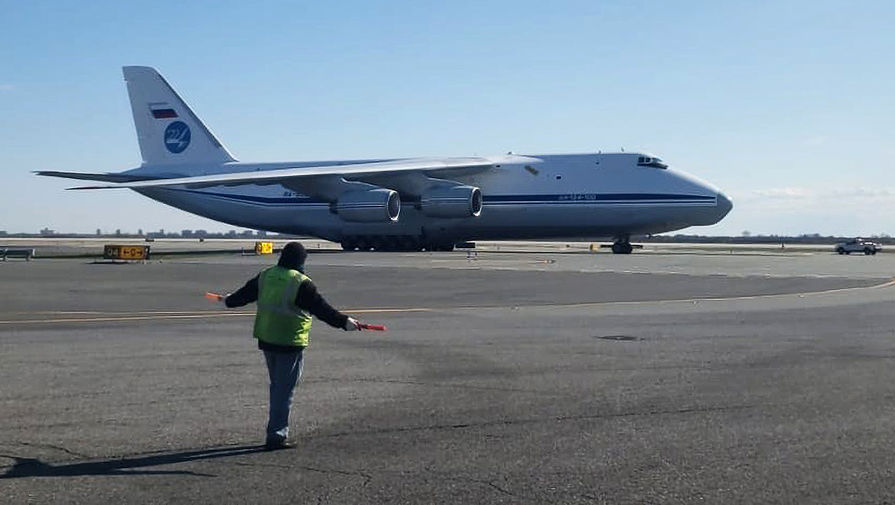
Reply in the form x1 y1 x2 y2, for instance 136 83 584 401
52 157 496 190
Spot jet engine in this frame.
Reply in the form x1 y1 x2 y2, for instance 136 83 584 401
334 189 400 222
420 185 483 218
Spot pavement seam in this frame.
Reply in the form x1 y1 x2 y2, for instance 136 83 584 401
3 277 892 325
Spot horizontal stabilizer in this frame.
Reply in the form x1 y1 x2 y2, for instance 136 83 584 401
35 171 160 183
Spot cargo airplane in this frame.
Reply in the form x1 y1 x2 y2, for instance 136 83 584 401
38 66 732 253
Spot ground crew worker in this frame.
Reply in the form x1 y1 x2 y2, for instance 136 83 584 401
224 242 366 450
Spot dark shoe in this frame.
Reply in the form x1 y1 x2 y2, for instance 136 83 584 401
264 438 296 451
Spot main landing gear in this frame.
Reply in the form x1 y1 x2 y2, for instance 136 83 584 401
610 237 634 254
340 235 455 252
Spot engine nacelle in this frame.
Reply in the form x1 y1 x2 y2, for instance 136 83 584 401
335 189 400 222
420 185 483 218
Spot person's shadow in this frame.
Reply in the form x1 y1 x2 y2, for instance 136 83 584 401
0 444 267 478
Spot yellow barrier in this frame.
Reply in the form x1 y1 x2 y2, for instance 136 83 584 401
254 241 274 255
103 245 150 260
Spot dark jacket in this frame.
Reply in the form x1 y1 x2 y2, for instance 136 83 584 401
225 273 349 352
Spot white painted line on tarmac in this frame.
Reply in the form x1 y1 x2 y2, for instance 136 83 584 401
0 308 432 325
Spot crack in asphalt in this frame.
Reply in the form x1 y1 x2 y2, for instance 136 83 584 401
311 376 546 395
444 473 604 503
6 441 90 459
451 475 518 498
301 465 373 486
0 405 755 482
311 403 757 440
224 460 372 485
419 466 526 501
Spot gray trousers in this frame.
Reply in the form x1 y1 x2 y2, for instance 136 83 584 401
262 348 304 441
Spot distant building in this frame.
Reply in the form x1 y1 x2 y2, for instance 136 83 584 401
40 228 55 236
181 229 194 238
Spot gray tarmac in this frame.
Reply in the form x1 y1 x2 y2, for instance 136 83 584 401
1 248 895 504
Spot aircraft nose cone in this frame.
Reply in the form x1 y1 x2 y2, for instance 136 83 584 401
716 192 733 218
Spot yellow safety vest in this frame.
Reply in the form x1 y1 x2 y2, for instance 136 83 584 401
253 266 313 347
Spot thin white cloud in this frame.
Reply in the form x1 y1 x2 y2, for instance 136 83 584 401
732 186 895 216
712 186 895 236
0 84 13 92
830 187 894 198
750 187 813 199
744 186 895 202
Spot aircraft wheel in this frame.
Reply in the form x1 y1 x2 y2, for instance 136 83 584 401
425 242 448 252
611 242 633 254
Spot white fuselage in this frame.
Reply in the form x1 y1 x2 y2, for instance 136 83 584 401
128 152 731 243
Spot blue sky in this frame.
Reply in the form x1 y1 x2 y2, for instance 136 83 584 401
1 0 892 236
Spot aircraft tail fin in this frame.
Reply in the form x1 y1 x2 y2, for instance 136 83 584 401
122 66 236 166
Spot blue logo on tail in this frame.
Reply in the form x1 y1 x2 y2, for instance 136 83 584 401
164 121 191 153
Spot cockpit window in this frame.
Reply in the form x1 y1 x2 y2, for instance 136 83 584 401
637 156 668 169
